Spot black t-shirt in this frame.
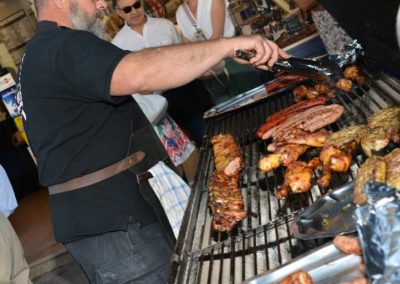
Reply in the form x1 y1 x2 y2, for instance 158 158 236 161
18 21 158 242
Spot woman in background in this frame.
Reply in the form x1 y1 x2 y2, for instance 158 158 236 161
176 0 263 104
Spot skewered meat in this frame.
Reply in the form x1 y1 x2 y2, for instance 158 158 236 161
354 155 386 205
279 271 313 284
385 148 400 190
265 104 344 140
317 125 368 188
344 65 366 85
360 127 390 157
367 106 400 144
333 236 362 255
267 128 331 152
336 78 353 92
208 172 247 232
276 159 320 199
257 96 327 138
210 134 244 176
258 144 309 173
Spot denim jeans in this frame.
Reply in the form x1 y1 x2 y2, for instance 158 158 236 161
65 219 173 283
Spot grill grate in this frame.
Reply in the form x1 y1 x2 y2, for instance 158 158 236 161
170 70 399 284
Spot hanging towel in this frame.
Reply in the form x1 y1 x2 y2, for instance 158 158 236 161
148 161 191 238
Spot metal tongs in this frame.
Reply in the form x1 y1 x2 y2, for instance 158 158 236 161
235 49 338 82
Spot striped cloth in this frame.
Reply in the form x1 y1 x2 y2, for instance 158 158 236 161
148 161 190 238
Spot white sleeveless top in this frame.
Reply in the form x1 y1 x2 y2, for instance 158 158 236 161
176 0 235 41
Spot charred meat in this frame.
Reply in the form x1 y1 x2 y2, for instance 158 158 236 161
208 172 247 232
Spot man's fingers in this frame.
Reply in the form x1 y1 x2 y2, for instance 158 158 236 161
267 41 279 67
279 48 290 59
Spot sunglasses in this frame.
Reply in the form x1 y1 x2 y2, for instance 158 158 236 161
119 1 142 13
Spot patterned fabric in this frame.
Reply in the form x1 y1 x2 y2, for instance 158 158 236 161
312 10 353 55
153 114 195 166
148 161 191 238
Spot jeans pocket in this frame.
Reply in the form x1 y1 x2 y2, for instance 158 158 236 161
96 230 171 284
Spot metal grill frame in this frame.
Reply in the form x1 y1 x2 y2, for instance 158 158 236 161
170 70 399 284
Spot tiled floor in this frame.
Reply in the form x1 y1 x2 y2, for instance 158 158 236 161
9 148 200 283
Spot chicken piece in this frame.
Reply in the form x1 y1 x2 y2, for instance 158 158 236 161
333 236 362 255
354 155 386 205
361 127 390 157
306 88 319 100
268 128 331 151
210 134 244 176
276 161 314 199
344 65 366 85
336 78 353 92
385 148 400 190
293 85 309 102
314 83 332 95
368 106 400 144
317 141 356 189
279 271 314 284
258 144 309 173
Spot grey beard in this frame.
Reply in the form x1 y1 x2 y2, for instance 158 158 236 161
70 2 106 40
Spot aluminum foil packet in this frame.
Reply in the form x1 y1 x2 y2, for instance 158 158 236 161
354 181 400 284
329 40 364 68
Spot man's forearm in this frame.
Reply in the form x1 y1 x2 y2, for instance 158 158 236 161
111 38 231 95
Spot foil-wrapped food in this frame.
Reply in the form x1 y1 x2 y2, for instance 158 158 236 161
354 181 400 283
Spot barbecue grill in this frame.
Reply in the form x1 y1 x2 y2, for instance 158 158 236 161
169 66 400 284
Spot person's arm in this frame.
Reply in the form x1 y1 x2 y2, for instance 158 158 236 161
110 35 288 96
209 0 226 39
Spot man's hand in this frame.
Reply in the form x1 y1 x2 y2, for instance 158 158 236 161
229 35 289 69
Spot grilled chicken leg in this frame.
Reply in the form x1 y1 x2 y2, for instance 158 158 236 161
258 144 309 173
276 158 321 199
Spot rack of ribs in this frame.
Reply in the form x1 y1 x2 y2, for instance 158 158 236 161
208 171 247 232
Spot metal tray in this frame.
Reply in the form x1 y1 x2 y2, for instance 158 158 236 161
244 242 364 284
290 181 357 240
